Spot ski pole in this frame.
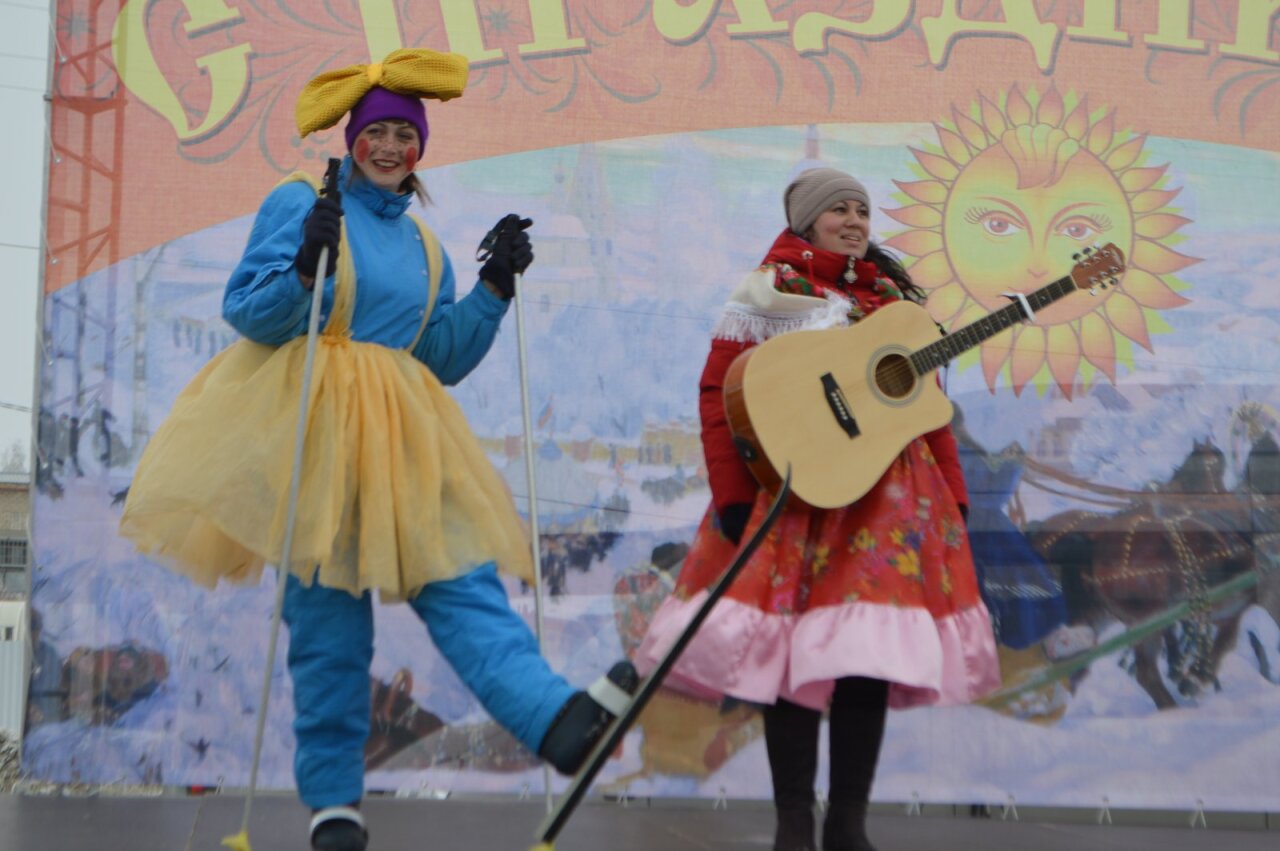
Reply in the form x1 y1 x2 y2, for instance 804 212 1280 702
477 216 553 812
223 156 342 851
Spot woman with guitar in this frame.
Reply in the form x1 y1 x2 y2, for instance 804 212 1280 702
639 167 1000 851
120 50 637 851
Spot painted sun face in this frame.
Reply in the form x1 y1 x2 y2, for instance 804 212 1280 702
945 145 1134 325
885 86 1197 397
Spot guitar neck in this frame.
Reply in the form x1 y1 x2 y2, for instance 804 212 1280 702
909 273 1078 376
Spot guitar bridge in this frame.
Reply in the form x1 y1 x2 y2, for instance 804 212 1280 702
820 372 860 438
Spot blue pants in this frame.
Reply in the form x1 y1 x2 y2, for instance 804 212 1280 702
283 563 575 809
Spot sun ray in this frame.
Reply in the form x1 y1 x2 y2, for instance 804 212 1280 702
894 179 948 204
1010 326 1047 394
936 124 974 165
1133 239 1199 274
952 105 989 149
924 279 967 322
1136 213 1193 240
1036 85 1064 126
1133 188 1182 214
883 229 942 257
907 251 954 289
1123 269 1190 309
1046 324 1082 397
883 204 942 228
982 334 1011 389
980 93 1008 137
911 148 960 181
1105 134 1147 170
1105 292 1154 351
1006 84 1032 126
1120 164 1168 192
1062 94 1090 140
1086 110 1115 155
1079 313 1118 381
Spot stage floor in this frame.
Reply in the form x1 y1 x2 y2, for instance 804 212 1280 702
0 794 1276 851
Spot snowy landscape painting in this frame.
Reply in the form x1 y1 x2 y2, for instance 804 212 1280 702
26 125 1280 811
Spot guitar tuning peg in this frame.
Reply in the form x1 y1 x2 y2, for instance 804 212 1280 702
1072 252 1081 261
1088 286 1098 296
1082 246 1094 255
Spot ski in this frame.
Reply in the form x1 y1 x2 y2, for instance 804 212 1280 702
532 467 792 848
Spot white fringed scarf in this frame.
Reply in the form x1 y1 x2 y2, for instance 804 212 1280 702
710 265 854 345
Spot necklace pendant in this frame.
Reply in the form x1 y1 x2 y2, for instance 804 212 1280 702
843 260 856 284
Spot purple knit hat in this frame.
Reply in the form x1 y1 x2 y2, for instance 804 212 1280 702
344 87 428 153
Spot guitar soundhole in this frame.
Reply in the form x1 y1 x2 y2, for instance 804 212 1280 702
874 353 915 399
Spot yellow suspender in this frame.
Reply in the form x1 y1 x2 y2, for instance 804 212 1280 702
277 171 442 348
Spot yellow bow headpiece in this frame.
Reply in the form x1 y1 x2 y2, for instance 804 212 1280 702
295 48 469 139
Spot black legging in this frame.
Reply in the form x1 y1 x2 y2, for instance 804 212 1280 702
763 676 889 810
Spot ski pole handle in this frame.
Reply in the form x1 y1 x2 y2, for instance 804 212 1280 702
476 213 521 262
320 156 341 199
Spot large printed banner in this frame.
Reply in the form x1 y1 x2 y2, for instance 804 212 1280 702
29 1 1280 812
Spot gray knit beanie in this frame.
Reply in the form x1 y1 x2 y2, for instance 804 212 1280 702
784 167 870 235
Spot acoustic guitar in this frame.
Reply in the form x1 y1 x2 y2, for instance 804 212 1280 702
723 244 1126 508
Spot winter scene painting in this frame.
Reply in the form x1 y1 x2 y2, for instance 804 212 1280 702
27 120 1280 811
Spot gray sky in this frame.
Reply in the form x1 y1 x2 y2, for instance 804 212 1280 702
0 1 49 467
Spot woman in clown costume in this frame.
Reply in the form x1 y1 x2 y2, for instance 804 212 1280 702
121 50 635 851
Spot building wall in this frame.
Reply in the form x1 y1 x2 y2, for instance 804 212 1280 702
0 486 28 534
0 479 29 598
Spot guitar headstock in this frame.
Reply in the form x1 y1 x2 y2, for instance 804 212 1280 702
1069 243 1126 296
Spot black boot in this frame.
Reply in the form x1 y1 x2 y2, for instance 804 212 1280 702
310 806 368 851
764 698 821 851
538 660 638 775
822 677 888 851
775 805 817 851
822 802 875 851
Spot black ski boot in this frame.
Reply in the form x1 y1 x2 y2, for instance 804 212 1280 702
310 806 368 851
538 661 639 774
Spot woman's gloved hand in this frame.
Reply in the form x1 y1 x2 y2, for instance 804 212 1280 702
295 195 343 285
718 503 753 546
479 214 534 300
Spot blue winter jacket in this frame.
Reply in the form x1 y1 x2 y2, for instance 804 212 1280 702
222 157 508 385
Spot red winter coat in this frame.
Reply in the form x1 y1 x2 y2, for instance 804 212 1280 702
699 229 968 517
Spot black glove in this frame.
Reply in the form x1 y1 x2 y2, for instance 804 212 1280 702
295 195 343 283
480 214 534 299
718 503 753 546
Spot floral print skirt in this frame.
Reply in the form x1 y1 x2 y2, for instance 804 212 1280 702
639 438 1001 710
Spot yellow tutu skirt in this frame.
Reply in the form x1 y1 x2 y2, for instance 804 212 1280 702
120 335 533 602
